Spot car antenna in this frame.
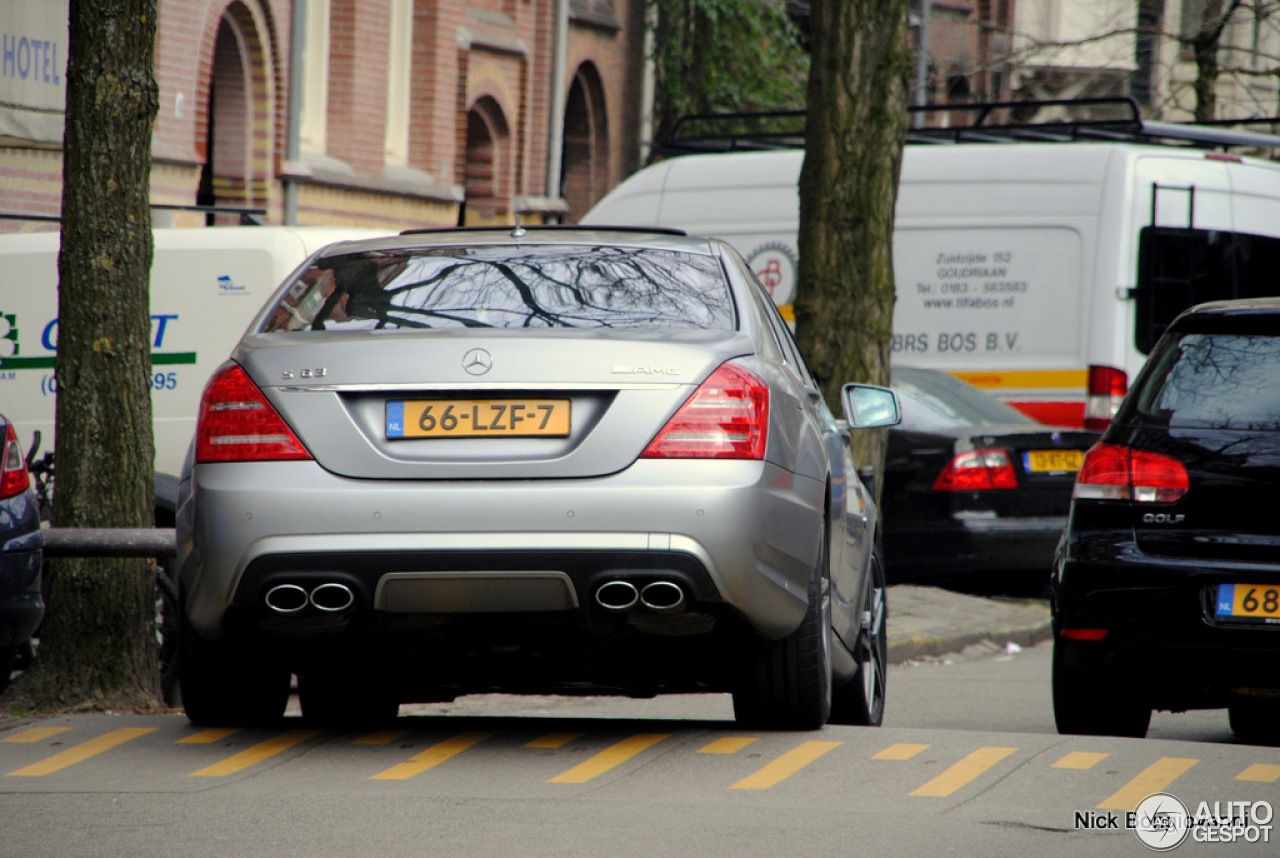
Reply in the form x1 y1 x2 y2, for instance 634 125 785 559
511 213 527 238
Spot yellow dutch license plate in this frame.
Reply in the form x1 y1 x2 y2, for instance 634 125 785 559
1025 449 1083 473
386 399 570 438
1215 584 1280 623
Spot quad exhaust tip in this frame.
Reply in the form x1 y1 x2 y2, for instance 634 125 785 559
264 582 355 615
594 579 688 614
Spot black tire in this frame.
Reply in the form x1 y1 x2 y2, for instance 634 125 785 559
1052 638 1150 738
831 549 887 726
732 536 832 731
0 645 15 695
298 669 400 727
179 601 290 726
1228 696 1280 745
155 560 181 708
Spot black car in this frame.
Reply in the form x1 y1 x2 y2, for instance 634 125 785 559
880 367 1099 587
0 415 44 693
1052 298 1280 741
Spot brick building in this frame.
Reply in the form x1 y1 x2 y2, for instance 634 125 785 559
0 0 645 233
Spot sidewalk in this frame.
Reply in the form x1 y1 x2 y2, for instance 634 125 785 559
886 585 1051 663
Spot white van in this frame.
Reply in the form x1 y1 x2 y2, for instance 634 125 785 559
584 127 1280 429
0 225 393 522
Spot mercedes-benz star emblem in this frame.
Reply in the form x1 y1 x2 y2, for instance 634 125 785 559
462 348 493 376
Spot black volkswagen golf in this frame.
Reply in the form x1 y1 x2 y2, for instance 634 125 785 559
1052 298 1280 742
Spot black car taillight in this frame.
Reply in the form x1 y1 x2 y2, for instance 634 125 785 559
932 449 1018 491
1 422 31 499
1073 442 1188 503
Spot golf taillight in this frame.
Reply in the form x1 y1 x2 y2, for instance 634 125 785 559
933 449 1018 491
196 364 312 463
1 422 31 499
1073 442 1188 503
641 362 769 460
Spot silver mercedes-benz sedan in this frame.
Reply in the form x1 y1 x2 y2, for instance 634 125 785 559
174 227 899 730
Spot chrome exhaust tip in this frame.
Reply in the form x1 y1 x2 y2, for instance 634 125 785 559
264 584 309 614
640 581 686 615
310 582 355 613
595 580 640 611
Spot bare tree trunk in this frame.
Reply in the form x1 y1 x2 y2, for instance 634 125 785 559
1189 0 1243 122
794 0 912 479
3 0 161 713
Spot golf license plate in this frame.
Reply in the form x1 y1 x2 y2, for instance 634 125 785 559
1215 584 1280 624
1024 449 1083 473
387 399 570 438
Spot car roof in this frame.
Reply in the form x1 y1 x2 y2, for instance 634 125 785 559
1177 296 1280 319
315 226 720 259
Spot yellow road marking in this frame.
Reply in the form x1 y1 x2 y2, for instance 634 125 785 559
526 733 583 749
177 728 239 744
1053 751 1110 770
910 746 1018 797
730 741 843 790
699 737 758 755
873 743 930 761
1237 763 1280 783
189 730 321 778
353 730 412 746
1097 758 1199 810
370 731 495 780
7 728 157 776
1 727 72 744
548 734 669 784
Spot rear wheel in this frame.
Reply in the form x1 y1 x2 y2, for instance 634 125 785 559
733 537 832 731
1228 696 1280 745
179 602 290 726
831 549 887 726
1052 638 1150 738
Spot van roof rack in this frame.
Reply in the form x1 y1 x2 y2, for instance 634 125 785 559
653 97 1280 156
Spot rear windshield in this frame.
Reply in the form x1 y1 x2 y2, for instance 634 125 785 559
892 367 1036 431
262 245 735 332
1133 332 1280 430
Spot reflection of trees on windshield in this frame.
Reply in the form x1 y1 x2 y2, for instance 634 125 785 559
1140 334 1280 430
263 246 734 332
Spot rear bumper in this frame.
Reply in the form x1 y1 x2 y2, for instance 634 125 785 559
885 514 1065 582
179 458 824 646
1053 539 1280 708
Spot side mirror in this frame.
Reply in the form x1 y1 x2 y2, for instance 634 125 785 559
841 383 901 429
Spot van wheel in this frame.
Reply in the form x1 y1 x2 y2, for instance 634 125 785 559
732 536 832 730
179 602 289 726
1052 638 1150 738
831 549 887 726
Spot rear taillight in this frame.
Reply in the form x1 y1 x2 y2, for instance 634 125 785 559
1083 365 1127 431
1073 442 1188 503
641 362 769 460
1 422 31 499
196 365 312 463
932 449 1018 491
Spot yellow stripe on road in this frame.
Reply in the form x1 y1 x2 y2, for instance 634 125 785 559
177 728 239 745
1236 763 1280 783
370 731 495 780
526 733 583 749
699 737 758 755
910 747 1018 797
189 730 321 778
548 734 669 784
1097 758 1199 810
7 728 157 776
730 741 843 790
1 727 72 744
1052 751 1110 770
873 743 930 761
